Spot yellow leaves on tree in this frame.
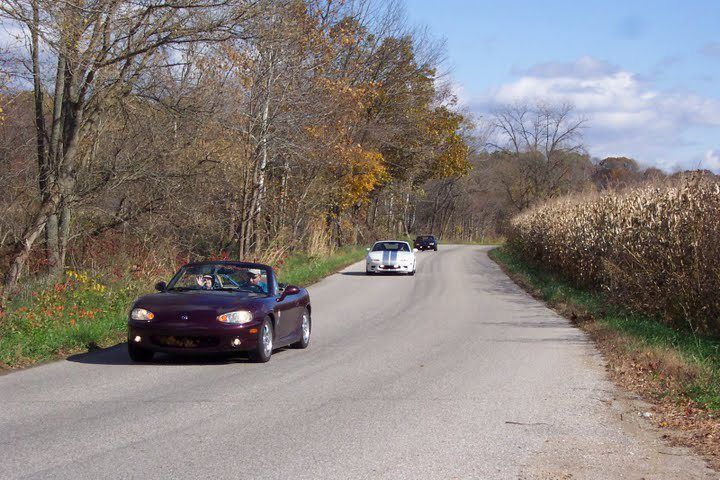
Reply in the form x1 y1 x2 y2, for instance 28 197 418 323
426 107 471 179
336 144 388 210
316 76 378 117
432 132 470 178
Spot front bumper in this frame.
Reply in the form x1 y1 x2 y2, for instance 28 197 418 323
366 263 413 273
128 321 262 354
414 244 436 250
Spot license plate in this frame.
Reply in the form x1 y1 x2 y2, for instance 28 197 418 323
158 336 199 348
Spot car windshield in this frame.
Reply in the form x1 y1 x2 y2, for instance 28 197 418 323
167 264 270 294
372 242 410 252
416 236 434 241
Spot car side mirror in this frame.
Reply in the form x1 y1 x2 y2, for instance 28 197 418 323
413 248 418 253
277 284 300 301
155 281 167 292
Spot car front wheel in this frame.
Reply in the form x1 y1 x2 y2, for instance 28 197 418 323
249 317 273 363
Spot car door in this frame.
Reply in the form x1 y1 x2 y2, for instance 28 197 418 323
274 285 302 343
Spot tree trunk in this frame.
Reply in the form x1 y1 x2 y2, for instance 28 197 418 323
237 161 252 259
44 51 67 276
45 214 60 273
58 203 71 269
3 192 60 296
401 190 411 236
251 48 273 251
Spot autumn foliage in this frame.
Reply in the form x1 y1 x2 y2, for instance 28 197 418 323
0 0 473 294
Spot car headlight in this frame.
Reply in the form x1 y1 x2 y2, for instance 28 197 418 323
218 310 253 324
131 308 154 321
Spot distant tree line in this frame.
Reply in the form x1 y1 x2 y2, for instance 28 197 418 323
409 102 710 240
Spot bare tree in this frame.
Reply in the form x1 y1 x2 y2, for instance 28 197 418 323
487 102 589 210
0 0 254 292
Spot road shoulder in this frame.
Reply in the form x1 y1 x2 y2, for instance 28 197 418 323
489 246 719 476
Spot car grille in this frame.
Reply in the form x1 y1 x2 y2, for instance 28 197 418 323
151 335 219 349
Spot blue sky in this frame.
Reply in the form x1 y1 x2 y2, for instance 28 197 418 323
407 0 720 172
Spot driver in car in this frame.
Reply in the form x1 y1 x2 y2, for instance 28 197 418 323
196 275 214 290
249 272 268 293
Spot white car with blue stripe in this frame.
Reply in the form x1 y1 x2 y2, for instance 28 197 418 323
365 240 417 275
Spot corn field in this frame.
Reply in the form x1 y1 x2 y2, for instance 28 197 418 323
508 173 720 337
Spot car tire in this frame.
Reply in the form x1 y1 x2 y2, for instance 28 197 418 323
433 247 437 251
128 342 154 362
365 269 373 275
249 317 273 363
291 309 311 349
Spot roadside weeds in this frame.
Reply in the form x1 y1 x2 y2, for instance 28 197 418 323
489 246 720 471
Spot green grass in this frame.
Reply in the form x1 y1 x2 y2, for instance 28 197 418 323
490 246 720 411
0 276 141 368
0 247 367 369
277 246 366 286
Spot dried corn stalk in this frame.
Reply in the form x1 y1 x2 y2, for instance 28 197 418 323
508 173 720 335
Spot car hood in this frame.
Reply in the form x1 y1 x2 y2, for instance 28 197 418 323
367 251 414 262
132 291 265 324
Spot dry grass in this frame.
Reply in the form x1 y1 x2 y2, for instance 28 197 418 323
509 173 720 336
591 327 720 469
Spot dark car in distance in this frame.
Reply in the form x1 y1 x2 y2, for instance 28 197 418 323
414 235 438 251
127 261 311 363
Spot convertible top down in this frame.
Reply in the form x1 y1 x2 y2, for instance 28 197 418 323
127 261 311 363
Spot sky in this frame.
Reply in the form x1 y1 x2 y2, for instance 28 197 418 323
406 0 720 172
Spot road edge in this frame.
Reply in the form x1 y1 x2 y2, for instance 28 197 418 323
488 246 720 473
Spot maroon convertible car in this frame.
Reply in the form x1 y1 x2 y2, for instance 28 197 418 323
127 261 311 363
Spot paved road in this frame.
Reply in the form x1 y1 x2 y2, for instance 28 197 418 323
0 246 715 479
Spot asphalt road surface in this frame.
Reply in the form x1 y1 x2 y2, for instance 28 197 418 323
0 246 715 479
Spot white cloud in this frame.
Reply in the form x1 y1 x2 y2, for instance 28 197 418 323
0 20 28 48
448 79 468 106
701 150 720 171
472 57 720 172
